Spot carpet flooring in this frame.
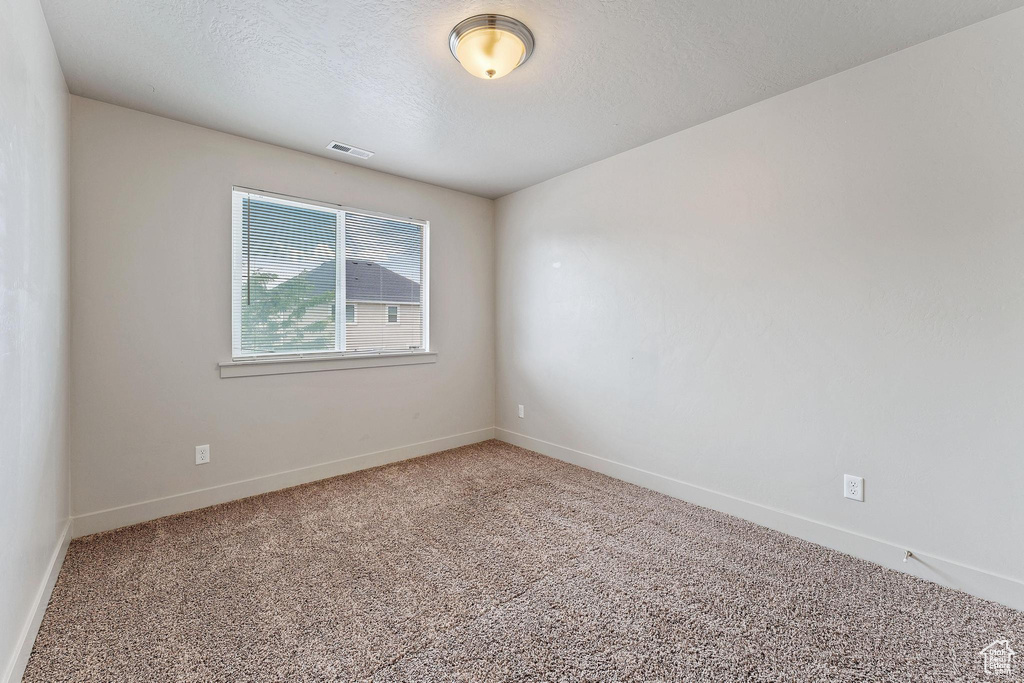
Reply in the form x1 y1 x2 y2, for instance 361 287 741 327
25 440 1022 681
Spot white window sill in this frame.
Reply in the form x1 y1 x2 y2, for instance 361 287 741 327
219 351 437 378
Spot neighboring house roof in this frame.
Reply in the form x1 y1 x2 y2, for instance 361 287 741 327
286 259 421 303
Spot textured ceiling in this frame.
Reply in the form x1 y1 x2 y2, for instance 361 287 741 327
41 0 1024 198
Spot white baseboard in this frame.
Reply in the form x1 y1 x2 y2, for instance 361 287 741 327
72 428 495 538
3 520 71 683
495 428 1024 612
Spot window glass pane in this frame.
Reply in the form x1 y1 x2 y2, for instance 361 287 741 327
345 213 424 352
232 190 427 358
240 197 337 354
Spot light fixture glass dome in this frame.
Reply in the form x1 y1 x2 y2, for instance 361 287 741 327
449 15 534 80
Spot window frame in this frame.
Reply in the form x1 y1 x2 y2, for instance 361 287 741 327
230 186 429 364
386 304 399 325
345 303 357 325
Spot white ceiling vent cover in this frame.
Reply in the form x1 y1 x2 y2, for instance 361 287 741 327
327 141 374 159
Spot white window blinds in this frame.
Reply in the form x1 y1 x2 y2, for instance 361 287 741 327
231 189 428 359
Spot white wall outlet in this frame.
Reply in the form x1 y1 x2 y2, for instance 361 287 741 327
518 404 525 419
195 444 210 465
844 474 864 501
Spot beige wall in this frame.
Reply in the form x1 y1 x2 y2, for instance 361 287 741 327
270 301 422 353
70 97 494 520
0 0 70 678
495 9 1024 602
346 302 422 352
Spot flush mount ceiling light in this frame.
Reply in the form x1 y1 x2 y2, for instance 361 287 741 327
449 14 535 80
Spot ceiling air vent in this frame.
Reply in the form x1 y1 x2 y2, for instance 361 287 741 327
327 141 374 159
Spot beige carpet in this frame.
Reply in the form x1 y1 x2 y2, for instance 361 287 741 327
25 440 1021 682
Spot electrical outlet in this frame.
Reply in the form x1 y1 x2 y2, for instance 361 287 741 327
195 444 210 465
518 404 525 419
844 474 864 501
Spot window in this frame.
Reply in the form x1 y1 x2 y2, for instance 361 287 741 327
231 188 428 359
